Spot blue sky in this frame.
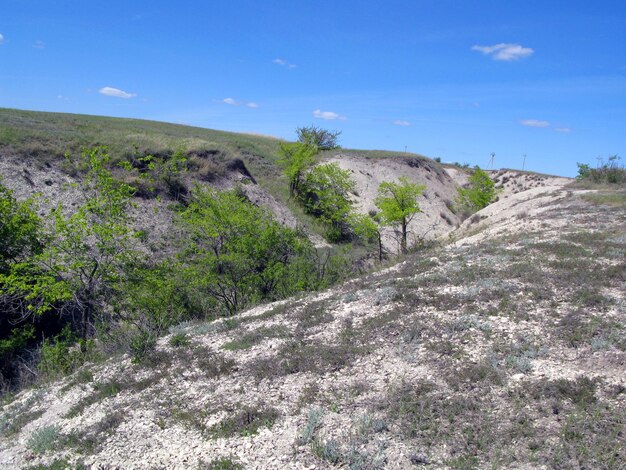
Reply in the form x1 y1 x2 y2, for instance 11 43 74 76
1 1 625 176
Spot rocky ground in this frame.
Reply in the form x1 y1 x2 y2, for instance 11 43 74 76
1 175 624 469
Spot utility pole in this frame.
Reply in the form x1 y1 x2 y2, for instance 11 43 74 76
522 154 527 171
488 152 495 169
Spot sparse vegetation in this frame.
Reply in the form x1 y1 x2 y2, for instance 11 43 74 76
209 405 280 438
576 155 625 185
28 425 60 454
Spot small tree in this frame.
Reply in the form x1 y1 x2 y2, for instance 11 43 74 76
455 166 499 214
296 125 341 151
1 147 142 340
300 163 355 241
278 142 317 197
375 177 425 254
350 211 385 261
178 186 315 315
0 180 44 385
0 180 42 276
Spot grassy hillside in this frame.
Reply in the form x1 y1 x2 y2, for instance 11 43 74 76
0 108 445 240
0 108 434 194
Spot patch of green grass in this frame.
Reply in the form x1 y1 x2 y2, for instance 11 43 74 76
0 407 45 437
549 403 625 469
382 381 497 464
169 332 191 347
249 339 368 380
209 406 279 438
65 380 123 418
581 192 626 207
557 311 625 350
198 457 243 470
526 377 598 408
222 325 290 351
194 350 237 378
295 300 334 331
311 437 342 464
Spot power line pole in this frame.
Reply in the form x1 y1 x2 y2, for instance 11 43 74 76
487 152 495 169
522 154 527 171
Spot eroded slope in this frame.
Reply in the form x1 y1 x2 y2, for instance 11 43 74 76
1 185 624 469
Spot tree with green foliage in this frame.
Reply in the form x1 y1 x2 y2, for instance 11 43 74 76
0 180 42 275
300 163 355 241
350 211 385 261
455 166 499 214
296 125 341 151
0 181 44 387
375 177 425 253
0 147 142 341
178 186 315 315
278 142 317 197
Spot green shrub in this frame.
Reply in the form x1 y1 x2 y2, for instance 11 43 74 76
296 125 341 151
28 425 60 454
198 458 243 470
128 331 157 361
455 166 500 216
178 187 318 315
576 155 625 185
38 326 93 380
299 163 356 241
169 332 190 347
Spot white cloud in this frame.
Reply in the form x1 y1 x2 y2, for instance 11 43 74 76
33 40 45 49
221 97 258 108
273 58 297 68
472 43 534 61
554 127 571 133
99 86 136 99
313 109 346 121
0 33 4 44
520 119 550 128
393 120 411 127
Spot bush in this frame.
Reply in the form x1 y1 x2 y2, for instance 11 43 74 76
296 125 341 151
299 163 356 241
28 425 60 454
38 326 93 380
169 333 190 347
178 187 318 315
576 155 625 185
455 166 500 216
